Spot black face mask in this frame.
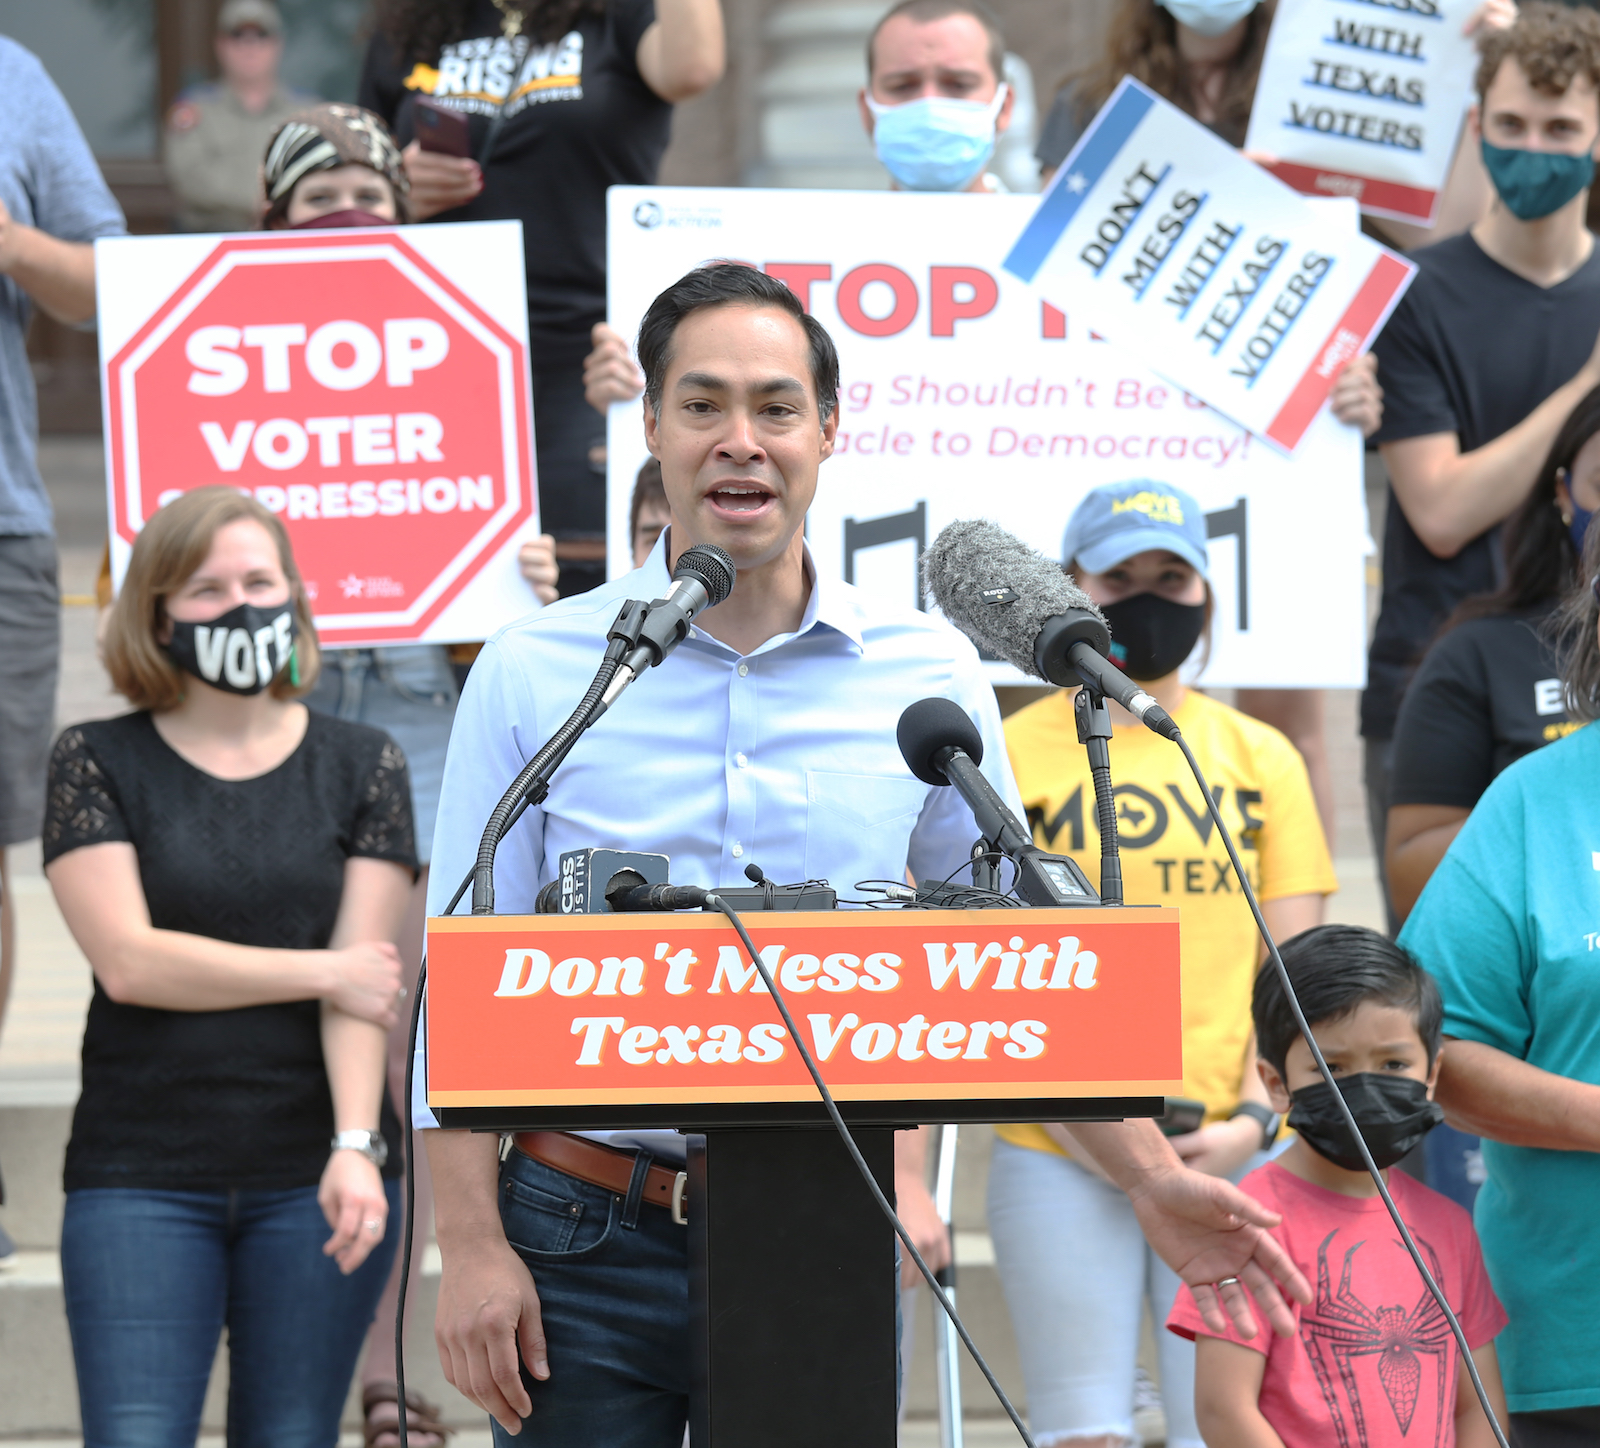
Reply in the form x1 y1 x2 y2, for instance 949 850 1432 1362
1099 592 1206 681
165 601 298 696
1287 1073 1443 1172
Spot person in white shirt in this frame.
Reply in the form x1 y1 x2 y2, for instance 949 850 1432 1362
420 262 1312 1447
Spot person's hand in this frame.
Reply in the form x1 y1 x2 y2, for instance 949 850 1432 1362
402 141 483 221
1168 1117 1264 1179
894 1174 951 1289
319 1147 389 1274
1464 0 1516 35
1330 352 1383 437
326 941 405 1028
518 533 560 604
435 1233 548 1432
1125 1163 1310 1340
583 322 646 414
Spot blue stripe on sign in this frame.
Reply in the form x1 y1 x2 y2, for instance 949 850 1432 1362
1004 79 1157 283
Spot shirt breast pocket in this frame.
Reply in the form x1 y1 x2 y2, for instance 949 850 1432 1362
803 771 930 887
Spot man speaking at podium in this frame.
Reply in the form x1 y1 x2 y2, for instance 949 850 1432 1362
418 264 1310 1445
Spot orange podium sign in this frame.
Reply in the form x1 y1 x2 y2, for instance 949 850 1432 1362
425 907 1181 1126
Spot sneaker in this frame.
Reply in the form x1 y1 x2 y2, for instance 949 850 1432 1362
1133 1365 1163 1413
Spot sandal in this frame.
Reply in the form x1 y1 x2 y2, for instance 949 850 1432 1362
362 1382 453 1448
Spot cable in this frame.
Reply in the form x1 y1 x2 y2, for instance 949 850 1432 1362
1172 733 1510 1448
705 892 1039 1448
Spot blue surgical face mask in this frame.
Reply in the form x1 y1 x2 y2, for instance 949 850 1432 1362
1481 139 1596 221
1158 0 1261 38
866 85 1008 192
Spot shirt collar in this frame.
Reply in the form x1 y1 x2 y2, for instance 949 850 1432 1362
638 527 866 657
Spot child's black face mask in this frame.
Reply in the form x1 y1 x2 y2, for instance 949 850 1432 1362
1287 1073 1443 1171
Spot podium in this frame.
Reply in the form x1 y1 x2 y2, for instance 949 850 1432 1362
426 906 1182 1444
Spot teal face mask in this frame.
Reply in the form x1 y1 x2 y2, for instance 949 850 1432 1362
1481 139 1596 221
866 85 1008 192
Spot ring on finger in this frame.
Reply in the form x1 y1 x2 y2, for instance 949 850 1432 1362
1214 1276 1242 1289
365 1218 384 1235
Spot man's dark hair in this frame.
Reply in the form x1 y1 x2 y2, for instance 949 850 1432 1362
636 263 840 424
867 0 1006 85
1253 925 1444 1077
629 456 666 541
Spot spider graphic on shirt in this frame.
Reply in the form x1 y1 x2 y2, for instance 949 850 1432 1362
1300 1229 1455 1447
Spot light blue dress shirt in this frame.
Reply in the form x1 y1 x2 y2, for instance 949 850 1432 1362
415 533 1026 1143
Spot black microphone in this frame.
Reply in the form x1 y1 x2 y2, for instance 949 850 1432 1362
599 543 738 712
608 881 714 911
922 519 1181 742
533 849 671 913
896 698 1095 907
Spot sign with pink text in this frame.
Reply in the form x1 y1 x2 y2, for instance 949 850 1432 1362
605 186 1369 689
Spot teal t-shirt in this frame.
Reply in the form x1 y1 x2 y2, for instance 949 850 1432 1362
1399 721 1600 1413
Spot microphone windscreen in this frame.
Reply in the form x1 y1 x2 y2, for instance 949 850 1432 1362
897 696 985 786
922 519 1106 680
674 543 737 606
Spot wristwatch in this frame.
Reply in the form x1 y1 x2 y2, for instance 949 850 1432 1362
331 1128 389 1168
1228 1101 1280 1152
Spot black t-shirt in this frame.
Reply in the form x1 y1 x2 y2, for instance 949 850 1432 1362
43 710 416 1192
1366 232 1600 738
359 0 669 368
1389 609 1572 810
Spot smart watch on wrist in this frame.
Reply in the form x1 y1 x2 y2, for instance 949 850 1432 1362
331 1128 388 1168
1228 1101 1280 1152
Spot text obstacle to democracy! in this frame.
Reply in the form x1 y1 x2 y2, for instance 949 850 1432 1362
606 187 1369 690
1004 78 1416 453
1246 0 1481 224
97 222 543 647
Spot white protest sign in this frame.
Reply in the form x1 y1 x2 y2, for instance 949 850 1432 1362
1003 78 1414 453
1246 0 1480 224
98 221 542 647
605 186 1368 689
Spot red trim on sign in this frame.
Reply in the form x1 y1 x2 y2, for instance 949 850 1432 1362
1265 161 1438 226
1266 252 1415 452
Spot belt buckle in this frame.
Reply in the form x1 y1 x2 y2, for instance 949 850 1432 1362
671 1170 688 1225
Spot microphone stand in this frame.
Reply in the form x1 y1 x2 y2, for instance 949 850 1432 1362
1073 684 1122 905
470 600 647 914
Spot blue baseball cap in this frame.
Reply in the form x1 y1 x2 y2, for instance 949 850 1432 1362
1062 479 1209 578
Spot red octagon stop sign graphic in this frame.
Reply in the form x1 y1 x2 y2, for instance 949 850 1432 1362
106 231 535 643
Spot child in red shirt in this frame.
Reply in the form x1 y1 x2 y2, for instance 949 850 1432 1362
1167 925 1510 1448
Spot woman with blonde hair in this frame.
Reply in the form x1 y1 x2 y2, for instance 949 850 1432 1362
46 486 416 1447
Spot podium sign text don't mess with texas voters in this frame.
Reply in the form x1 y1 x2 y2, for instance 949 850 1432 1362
98 223 542 646
424 908 1182 1110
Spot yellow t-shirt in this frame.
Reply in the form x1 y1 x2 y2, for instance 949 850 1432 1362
994 688 1336 1156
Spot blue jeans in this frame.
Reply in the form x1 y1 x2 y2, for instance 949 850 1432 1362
61 1181 401 1448
306 646 457 863
492 1148 689 1448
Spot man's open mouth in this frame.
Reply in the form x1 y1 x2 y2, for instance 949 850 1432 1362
707 484 775 515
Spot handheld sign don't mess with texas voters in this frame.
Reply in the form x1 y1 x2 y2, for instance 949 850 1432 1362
1003 78 1415 453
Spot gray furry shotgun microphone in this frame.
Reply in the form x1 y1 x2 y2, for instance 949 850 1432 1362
922 519 1181 742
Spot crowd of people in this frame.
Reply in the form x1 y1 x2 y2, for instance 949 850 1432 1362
0 0 1598 1446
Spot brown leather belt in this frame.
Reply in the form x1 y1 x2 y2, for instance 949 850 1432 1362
511 1130 689 1224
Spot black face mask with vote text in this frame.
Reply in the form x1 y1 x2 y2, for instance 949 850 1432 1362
165 601 298 695
1286 1072 1443 1172
1099 592 1207 682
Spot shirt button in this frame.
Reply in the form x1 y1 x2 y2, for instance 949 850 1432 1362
735 752 748 768
737 663 749 677
731 842 744 858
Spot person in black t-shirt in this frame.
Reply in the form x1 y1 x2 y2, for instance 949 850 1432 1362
1366 2 1600 929
358 0 725 597
43 488 416 1446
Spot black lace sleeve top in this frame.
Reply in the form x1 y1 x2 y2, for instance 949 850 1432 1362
43 710 417 1192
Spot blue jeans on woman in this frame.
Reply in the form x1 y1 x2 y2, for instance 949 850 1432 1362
61 1180 400 1448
